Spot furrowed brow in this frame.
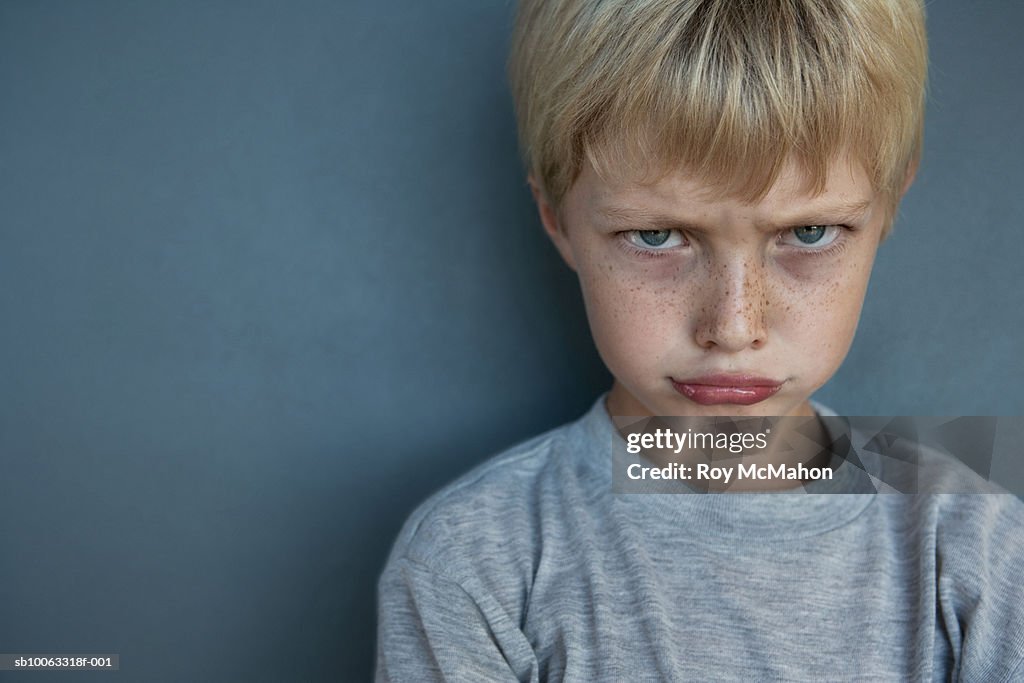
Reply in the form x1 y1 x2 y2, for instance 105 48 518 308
596 198 873 229
596 206 705 231
779 198 873 226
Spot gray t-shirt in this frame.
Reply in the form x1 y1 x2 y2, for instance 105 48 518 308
376 395 1024 681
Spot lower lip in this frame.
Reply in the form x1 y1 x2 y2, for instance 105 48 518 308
671 381 782 406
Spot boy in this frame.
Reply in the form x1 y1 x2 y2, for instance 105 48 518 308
377 0 1024 680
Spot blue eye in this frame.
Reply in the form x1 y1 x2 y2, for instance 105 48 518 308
626 229 686 251
780 225 841 249
638 230 671 246
794 226 826 244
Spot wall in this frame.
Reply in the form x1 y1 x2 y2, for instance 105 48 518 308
1 1 1021 679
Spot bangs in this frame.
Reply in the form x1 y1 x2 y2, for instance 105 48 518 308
513 0 927 225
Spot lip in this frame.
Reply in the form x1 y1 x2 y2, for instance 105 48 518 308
670 374 784 406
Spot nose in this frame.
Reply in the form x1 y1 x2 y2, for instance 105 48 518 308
694 257 769 352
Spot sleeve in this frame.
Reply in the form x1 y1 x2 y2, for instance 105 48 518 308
937 493 1024 682
375 556 539 683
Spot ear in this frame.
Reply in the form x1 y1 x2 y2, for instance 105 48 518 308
878 158 919 242
528 176 577 271
900 156 919 197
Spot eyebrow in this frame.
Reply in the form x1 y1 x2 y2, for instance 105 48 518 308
596 198 873 229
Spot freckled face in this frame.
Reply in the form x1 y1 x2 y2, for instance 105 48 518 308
535 156 886 417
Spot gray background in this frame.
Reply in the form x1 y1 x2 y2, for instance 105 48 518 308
1 1 1021 680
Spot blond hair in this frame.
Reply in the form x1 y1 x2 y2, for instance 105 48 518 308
508 0 928 234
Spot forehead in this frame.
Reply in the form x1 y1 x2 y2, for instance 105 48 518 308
570 154 877 225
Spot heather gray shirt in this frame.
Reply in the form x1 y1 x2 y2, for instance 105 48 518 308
376 396 1024 681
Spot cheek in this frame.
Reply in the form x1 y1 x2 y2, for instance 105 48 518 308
575 259 686 370
774 247 876 368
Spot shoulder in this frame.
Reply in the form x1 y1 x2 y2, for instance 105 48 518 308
929 487 1024 678
869 438 1024 542
397 427 560 563
381 405 602 588
851 437 1024 675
